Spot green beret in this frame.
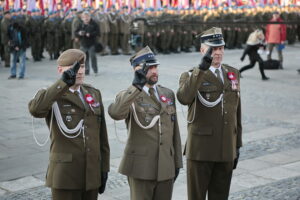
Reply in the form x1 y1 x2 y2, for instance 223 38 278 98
57 49 86 67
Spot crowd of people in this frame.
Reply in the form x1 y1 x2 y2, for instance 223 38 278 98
0 4 299 77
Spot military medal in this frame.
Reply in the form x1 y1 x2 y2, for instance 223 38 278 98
85 94 95 113
66 115 72 122
160 95 167 103
227 72 238 90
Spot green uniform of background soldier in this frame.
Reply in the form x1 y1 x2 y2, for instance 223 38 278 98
28 49 110 200
177 27 242 200
108 46 183 200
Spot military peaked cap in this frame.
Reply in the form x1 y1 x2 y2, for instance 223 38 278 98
199 27 225 47
130 46 159 67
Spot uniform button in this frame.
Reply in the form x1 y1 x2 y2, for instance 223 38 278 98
57 85 61 89
224 111 228 114
223 100 226 103
86 136 89 140
85 125 88 129
87 148 90 152
224 121 228 125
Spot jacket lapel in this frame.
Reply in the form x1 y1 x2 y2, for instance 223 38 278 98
62 90 85 110
156 86 168 114
222 65 232 90
203 69 223 88
141 90 161 112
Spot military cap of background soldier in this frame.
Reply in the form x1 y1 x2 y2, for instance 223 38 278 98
57 49 86 67
4 10 10 15
198 27 225 47
130 46 159 67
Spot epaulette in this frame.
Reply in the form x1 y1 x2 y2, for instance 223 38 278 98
82 83 98 90
222 63 239 71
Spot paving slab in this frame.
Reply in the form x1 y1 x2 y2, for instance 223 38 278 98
251 166 300 181
0 176 44 192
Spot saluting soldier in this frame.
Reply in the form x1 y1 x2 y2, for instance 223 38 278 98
177 27 242 200
108 46 183 200
28 49 110 200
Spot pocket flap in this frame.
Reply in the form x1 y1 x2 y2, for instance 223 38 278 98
192 127 213 136
125 146 147 156
50 153 73 162
199 85 218 92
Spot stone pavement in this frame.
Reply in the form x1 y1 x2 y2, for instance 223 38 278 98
0 44 300 200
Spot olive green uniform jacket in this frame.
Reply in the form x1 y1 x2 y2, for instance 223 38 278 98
28 80 110 191
177 65 242 162
108 85 183 181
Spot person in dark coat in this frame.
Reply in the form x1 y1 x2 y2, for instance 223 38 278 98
239 29 269 81
7 21 28 79
76 11 99 75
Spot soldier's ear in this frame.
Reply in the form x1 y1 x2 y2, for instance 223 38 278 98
57 66 63 74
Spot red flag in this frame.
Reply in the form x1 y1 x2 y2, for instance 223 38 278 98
5 0 9 10
39 0 44 15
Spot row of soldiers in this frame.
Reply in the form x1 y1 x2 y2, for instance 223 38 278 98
0 5 300 67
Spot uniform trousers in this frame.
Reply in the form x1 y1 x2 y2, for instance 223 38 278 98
128 177 174 200
51 188 98 200
187 159 233 200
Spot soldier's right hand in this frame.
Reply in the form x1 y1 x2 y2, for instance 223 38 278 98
199 47 213 71
61 61 80 87
132 63 150 91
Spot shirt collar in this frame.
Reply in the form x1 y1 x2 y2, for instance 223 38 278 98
209 65 223 74
69 87 81 94
143 85 158 96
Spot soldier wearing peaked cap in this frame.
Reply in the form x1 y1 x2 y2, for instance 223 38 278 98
177 27 242 200
28 49 110 200
108 46 183 200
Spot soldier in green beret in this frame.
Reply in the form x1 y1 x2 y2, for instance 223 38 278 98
28 49 110 200
177 27 242 200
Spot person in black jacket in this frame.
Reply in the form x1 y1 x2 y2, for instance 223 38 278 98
239 29 269 81
7 22 28 79
76 11 99 75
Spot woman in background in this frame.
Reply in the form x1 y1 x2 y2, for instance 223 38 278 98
239 29 269 81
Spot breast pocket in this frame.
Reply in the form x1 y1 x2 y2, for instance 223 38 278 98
198 85 220 101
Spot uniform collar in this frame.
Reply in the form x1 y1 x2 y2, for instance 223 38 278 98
69 87 81 94
143 84 159 100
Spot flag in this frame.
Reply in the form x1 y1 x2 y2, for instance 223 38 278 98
27 0 36 11
76 0 82 10
14 0 20 10
39 0 45 14
5 0 9 10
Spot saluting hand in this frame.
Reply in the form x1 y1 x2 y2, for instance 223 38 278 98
132 63 150 91
199 47 213 71
61 61 81 87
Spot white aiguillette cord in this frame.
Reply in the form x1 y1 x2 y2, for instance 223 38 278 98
33 101 84 147
113 103 162 144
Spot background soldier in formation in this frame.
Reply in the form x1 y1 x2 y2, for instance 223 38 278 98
0 5 299 60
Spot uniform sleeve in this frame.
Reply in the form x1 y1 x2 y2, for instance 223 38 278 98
176 67 205 105
98 90 110 172
236 97 242 148
28 79 68 118
172 93 183 168
108 85 142 120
